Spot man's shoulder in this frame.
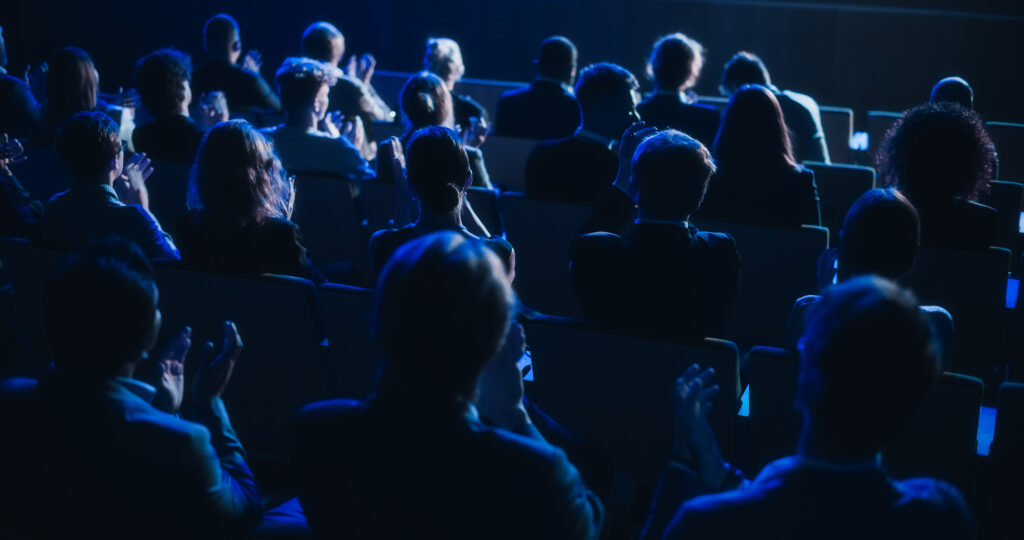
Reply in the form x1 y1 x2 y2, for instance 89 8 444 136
298 398 365 422
893 477 972 517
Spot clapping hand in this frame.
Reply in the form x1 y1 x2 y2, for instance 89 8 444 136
117 152 153 209
113 87 139 109
193 321 244 401
22 63 47 100
346 54 377 86
460 116 488 148
0 134 26 175
242 50 263 74
672 364 727 488
476 322 530 431
614 122 657 193
152 326 191 413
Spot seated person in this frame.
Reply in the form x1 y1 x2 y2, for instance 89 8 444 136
191 14 281 112
571 126 739 340
637 33 720 148
132 48 205 162
643 276 973 540
294 231 604 539
369 126 512 277
786 188 954 370
261 57 373 180
698 84 821 228
719 52 829 163
526 63 641 204
877 102 996 251
0 25 42 140
40 111 177 260
195 90 230 130
176 120 319 280
0 134 43 238
930 76 973 110
423 37 488 131
0 239 262 538
495 36 581 140
35 47 129 147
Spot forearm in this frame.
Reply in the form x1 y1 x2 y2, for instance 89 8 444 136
193 397 249 466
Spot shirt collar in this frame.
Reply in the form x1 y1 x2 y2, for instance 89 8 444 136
574 128 617 151
535 76 574 94
112 377 158 405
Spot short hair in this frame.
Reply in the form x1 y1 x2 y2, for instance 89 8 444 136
536 36 576 81
719 51 771 96
203 13 239 53
930 76 974 110
56 111 122 183
714 84 796 174
839 188 920 281
44 238 159 376
799 276 938 453
423 37 464 83
406 126 470 215
45 47 98 132
575 63 640 117
373 231 513 402
135 48 192 117
631 130 716 220
400 71 451 132
275 57 334 112
301 21 344 63
647 33 705 91
878 102 994 201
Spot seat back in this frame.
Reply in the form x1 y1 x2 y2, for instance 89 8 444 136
290 173 370 285
747 346 802 471
371 70 527 122
818 106 854 164
482 136 538 191
0 239 65 375
358 181 398 235
524 315 740 488
979 180 1023 248
696 95 729 110
371 121 405 143
866 110 901 152
318 283 379 401
987 121 1024 181
465 187 503 236
804 162 876 235
987 382 1024 537
145 160 192 233
14 146 73 203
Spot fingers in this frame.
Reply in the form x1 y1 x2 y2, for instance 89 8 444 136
699 384 720 405
221 320 243 361
163 326 192 361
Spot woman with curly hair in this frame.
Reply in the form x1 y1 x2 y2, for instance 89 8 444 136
877 102 997 251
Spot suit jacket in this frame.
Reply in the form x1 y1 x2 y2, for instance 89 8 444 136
637 94 720 148
525 134 619 204
912 197 998 252
495 79 580 140
369 222 514 277
453 92 488 129
0 171 44 239
132 114 205 163
0 374 263 539
698 166 822 228
777 89 830 164
293 395 604 539
0 70 42 140
192 59 281 112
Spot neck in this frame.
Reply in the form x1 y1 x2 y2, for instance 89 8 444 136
110 362 136 379
797 421 879 464
637 208 688 223
653 83 684 96
417 203 463 229
285 110 319 131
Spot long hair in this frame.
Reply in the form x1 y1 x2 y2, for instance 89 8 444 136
713 84 796 175
44 47 99 136
399 71 453 139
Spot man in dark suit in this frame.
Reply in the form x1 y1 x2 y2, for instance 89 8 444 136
294 232 604 539
0 24 42 140
525 62 640 204
191 14 281 113
495 36 581 140
637 33 720 149
132 48 205 162
571 126 740 340
642 276 974 540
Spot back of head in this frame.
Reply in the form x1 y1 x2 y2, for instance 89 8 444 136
719 51 770 96
536 36 577 83
373 231 513 402
406 126 470 215
275 57 333 113
714 83 795 173
56 111 121 183
135 48 192 117
799 276 938 454
203 13 239 55
44 238 158 377
930 76 973 110
575 62 640 120
647 33 704 91
878 102 993 202
631 130 716 221
301 21 344 64
400 71 451 131
839 188 920 280
46 47 98 129
423 37 464 83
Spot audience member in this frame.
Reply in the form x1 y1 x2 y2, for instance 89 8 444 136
571 125 739 340
643 276 973 540
698 84 821 227
877 102 996 251
494 36 581 139
36 47 111 146
191 14 281 112
294 231 604 539
424 37 489 131
719 52 829 163
195 90 230 130
930 76 973 110
40 111 176 259
0 25 42 140
176 119 319 280
637 33 720 148
525 62 641 204
132 48 204 162
0 134 43 238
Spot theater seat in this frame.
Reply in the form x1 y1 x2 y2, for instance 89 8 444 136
986 382 1024 538
987 121 1024 182
979 180 1023 249
866 110 902 152
290 173 371 285
746 346 801 472
465 187 503 236
318 282 379 401
804 161 876 235
0 239 65 376
482 136 538 192
144 160 192 233
14 146 73 203
818 106 854 164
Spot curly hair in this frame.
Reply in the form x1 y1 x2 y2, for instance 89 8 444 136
135 48 192 117
877 102 994 201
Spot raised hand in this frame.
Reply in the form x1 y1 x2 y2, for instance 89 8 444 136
613 122 658 193
118 152 153 209
460 116 488 148
0 134 26 175
340 115 365 151
152 326 191 413
672 364 727 487
193 321 244 401
357 53 376 85
476 322 529 431
345 55 358 80
23 62 47 100
114 86 139 109
242 50 263 74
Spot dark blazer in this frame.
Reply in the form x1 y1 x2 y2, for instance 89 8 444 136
525 135 619 204
293 396 604 539
912 197 998 252
0 171 44 239
369 222 514 277
776 90 830 164
637 94 720 148
192 59 281 112
0 71 42 140
453 93 488 129
495 79 580 140
698 165 822 228
132 114 205 163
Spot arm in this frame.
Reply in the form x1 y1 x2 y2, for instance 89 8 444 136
132 209 181 261
580 122 657 234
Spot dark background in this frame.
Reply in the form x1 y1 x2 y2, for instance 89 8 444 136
2 0 1022 124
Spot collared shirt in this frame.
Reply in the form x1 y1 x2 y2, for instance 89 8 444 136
261 125 374 180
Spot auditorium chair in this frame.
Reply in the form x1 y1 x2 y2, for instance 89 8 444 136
371 120 404 142
144 160 192 233
370 69 528 121
318 282 379 400
986 121 1024 182
804 161 876 235
746 346 801 472
0 239 65 376
979 180 1023 249
465 187 504 235
523 314 740 489
985 382 1024 539
481 135 538 192
865 110 902 152
13 146 72 202
290 172 371 286
697 95 728 110
359 182 503 238
818 106 854 164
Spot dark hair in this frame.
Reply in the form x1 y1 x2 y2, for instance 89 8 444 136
135 48 192 117
839 188 920 281
373 231 513 402
203 13 239 54
44 238 158 376
406 127 470 215
930 76 973 110
719 51 770 96
275 57 333 113
714 84 796 174
877 102 994 202
536 36 576 81
56 111 122 183
799 276 938 453
301 21 344 63
45 47 99 134
400 71 452 133
647 33 704 91
575 62 639 117
631 130 716 220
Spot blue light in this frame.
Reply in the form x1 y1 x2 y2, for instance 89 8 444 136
1006 278 1019 309
977 406 996 456
738 385 749 417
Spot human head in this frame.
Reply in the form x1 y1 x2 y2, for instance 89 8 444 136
400 71 453 132
719 51 771 96
275 57 334 120
536 36 577 85
630 130 716 221
930 76 974 111
877 102 994 202
423 37 465 90
374 231 513 403
647 33 705 92
301 21 345 67
838 188 920 281
713 84 795 172
406 126 471 216
135 48 192 118
191 120 290 224
44 238 160 377
45 47 99 129
203 13 242 63
575 63 641 139
56 111 123 184
798 276 938 456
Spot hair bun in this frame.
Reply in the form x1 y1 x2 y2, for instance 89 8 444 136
416 92 435 114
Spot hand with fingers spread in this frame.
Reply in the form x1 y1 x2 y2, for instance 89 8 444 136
193 321 244 402
614 121 658 193
476 322 530 432
242 50 263 74
672 364 728 488
340 115 366 151
152 326 191 413
118 152 153 209
0 134 27 175
460 116 489 149
357 53 376 86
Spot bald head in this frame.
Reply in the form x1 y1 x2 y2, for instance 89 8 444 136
302 21 345 67
930 76 973 110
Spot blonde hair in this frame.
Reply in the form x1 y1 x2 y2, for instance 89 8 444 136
423 37 465 84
